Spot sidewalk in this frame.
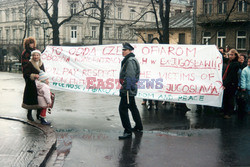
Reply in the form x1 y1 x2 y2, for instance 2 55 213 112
0 116 57 167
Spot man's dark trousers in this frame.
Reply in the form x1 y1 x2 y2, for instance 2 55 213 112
119 96 143 133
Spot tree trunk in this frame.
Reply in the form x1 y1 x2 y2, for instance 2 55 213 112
99 0 105 45
52 25 60 46
162 0 170 44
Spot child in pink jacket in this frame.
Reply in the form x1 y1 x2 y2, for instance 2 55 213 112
35 70 51 125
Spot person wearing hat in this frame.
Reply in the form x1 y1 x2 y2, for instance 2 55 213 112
118 42 143 139
35 70 52 125
22 50 48 122
21 37 37 71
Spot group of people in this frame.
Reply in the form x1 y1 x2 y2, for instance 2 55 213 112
220 47 250 119
21 37 52 125
118 44 250 140
19 38 249 139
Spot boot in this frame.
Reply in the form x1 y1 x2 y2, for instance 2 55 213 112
40 117 51 125
27 110 34 121
36 109 41 120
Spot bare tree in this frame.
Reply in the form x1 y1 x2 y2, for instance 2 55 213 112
130 0 171 44
84 0 113 45
33 0 94 45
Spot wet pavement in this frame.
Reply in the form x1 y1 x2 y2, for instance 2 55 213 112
1 72 250 167
0 117 56 167
0 118 45 167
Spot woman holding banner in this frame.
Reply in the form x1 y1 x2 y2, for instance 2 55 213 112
22 50 50 125
222 49 240 119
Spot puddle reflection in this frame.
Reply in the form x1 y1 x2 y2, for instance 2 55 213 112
119 132 143 167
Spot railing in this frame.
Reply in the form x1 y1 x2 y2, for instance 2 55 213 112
0 62 22 73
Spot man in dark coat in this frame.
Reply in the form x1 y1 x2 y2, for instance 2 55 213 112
118 42 143 139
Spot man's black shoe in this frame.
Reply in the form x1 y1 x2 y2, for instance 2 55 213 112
118 133 132 139
131 127 143 132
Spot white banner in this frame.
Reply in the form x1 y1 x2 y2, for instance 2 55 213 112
41 44 223 107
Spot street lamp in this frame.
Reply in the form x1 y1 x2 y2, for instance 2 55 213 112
41 20 48 49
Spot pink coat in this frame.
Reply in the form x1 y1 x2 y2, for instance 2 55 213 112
35 80 51 108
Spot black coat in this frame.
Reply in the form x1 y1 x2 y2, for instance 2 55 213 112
223 59 240 88
22 60 45 109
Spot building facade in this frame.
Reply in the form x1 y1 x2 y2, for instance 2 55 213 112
196 0 250 53
0 0 158 49
137 11 193 44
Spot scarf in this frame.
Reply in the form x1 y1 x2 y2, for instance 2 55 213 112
121 53 135 67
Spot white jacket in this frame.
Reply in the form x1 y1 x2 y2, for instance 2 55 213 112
35 80 51 108
241 66 250 90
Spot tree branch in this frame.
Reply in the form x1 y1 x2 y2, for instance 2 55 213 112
151 0 162 42
129 11 155 26
59 6 99 26
134 32 147 43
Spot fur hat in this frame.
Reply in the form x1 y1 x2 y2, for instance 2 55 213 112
31 50 41 56
38 70 48 82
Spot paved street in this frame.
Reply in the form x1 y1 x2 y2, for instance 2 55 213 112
0 72 250 167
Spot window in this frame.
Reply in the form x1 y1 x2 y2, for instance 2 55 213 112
12 9 16 21
91 9 98 17
19 28 23 40
71 26 77 38
204 0 212 15
12 29 16 40
6 9 9 21
6 29 10 42
130 8 135 20
217 31 226 48
71 26 77 43
118 27 122 39
238 0 247 12
175 9 182 15
179 33 185 44
92 26 97 38
106 10 110 19
19 9 23 20
218 0 227 14
141 8 147 21
148 34 153 43
118 8 122 19
236 31 246 50
71 3 77 15
105 27 110 39
202 32 211 45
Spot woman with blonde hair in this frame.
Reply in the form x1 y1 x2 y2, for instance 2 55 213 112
222 49 240 118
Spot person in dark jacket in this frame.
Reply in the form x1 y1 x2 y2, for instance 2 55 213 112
21 37 36 71
22 50 48 123
21 37 42 120
222 49 240 118
118 42 143 139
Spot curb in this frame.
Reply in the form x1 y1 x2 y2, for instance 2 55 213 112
0 116 57 167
